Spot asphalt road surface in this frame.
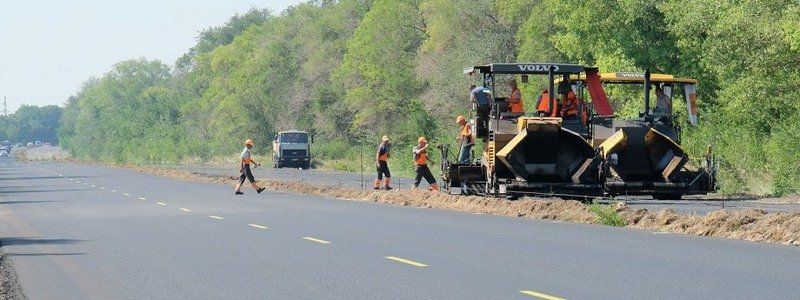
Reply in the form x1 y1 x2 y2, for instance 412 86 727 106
1 158 799 299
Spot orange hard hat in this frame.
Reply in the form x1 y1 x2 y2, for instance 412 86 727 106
418 136 427 143
244 139 254 146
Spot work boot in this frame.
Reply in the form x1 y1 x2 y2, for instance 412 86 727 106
384 178 391 189
235 191 244 195
373 179 381 190
383 186 393 190
257 188 266 194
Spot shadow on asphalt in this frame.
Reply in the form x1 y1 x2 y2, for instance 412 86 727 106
0 237 85 246
0 176 97 181
0 200 65 205
8 252 87 257
0 188 89 194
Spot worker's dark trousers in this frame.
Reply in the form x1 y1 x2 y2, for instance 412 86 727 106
458 144 472 164
239 164 255 184
475 105 490 134
376 161 391 180
414 165 436 187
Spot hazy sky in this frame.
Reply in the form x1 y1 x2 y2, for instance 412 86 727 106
0 0 302 113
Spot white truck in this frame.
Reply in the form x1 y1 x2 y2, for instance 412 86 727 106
272 130 311 169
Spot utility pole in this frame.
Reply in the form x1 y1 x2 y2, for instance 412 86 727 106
2 96 6 116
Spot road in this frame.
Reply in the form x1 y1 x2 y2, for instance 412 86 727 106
1 158 799 299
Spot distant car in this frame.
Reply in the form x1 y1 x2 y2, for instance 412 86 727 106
26 142 34 147
35 141 42 147
0 150 8 158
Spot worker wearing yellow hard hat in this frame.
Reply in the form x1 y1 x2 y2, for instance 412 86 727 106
235 139 266 195
456 115 474 164
412 136 439 191
374 135 392 190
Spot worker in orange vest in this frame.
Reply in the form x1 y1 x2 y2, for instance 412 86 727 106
235 139 266 195
508 80 524 113
412 136 439 191
456 116 474 164
561 90 581 120
536 89 556 117
374 135 392 190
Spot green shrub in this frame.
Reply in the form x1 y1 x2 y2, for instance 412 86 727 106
589 203 627 227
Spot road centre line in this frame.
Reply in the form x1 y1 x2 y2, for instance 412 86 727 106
156 202 167 206
180 208 191 212
123 193 130 196
385 256 427 267
519 290 565 300
111 190 117 192
301 237 330 244
139 197 147 200
248 224 268 230
99 187 106 190
208 215 224 220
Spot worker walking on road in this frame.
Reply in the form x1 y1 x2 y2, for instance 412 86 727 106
456 116 474 164
412 137 439 191
235 139 266 195
374 136 392 190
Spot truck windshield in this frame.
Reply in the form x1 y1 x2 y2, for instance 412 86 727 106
281 133 308 143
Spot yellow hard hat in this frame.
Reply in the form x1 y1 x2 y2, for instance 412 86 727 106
456 115 465 124
418 136 427 143
382 135 389 141
244 139 254 146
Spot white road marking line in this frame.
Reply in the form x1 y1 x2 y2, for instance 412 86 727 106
519 290 565 300
156 202 166 206
91 185 95 187
653 232 669 235
123 193 130 196
385 256 427 267
69 178 74 181
180 208 191 212
111 190 117 192
208 215 224 220
138 197 147 200
301 237 330 244
248 224 268 230
99 187 106 190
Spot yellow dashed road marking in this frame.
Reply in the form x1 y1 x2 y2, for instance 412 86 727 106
248 224 268 230
301 237 330 244
157 202 166 206
180 208 191 212
519 290 565 300
385 256 427 267
208 215 224 220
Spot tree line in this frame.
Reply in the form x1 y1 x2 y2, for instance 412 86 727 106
0 105 62 145
58 0 800 195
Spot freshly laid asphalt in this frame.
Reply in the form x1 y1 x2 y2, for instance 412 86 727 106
1 157 799 299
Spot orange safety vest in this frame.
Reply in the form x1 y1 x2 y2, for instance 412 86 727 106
509 88 523 113
537 91 556 117
562 93 580 117
377 144 390 161
460 124 472 144
415 148 428 166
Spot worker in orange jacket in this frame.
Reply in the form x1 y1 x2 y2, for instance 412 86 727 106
374 135 392 190
412 136 439 191
508 80 524 113
456 115 474 164
561 90 580 120
536 89 557 117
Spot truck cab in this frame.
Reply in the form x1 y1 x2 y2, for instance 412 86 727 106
272 130 311 169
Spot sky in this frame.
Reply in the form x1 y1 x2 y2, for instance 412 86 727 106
0 0 303 114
